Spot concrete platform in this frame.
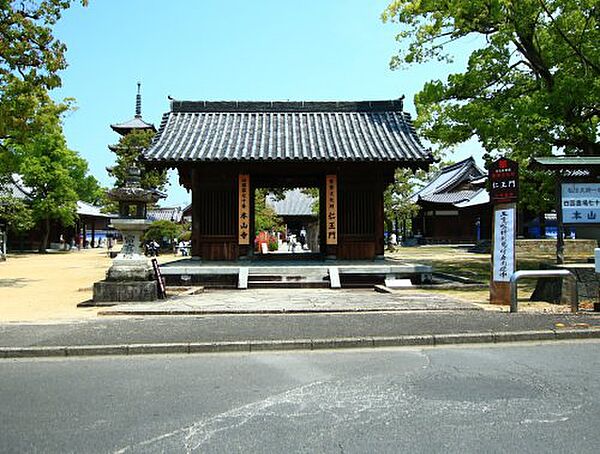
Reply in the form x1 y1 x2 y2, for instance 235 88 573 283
159 258 433 289
98 288 477 316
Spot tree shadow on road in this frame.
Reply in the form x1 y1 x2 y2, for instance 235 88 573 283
0 278 39 288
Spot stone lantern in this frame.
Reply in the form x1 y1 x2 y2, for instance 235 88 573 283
93 166 165 303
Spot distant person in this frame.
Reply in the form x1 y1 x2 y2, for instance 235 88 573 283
299 227 307 250
288 234 297 253
389 232 397 247
178 240 188 256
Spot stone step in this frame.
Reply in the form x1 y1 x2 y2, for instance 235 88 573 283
247 280 330 289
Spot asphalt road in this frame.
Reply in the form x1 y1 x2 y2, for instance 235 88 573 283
2 341 600 453
2 312 600 348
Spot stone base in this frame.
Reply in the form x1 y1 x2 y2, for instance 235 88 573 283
93 280 158 303
531 263 599 304
106 259 154 281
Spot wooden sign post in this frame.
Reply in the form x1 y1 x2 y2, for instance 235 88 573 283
489 157 519 305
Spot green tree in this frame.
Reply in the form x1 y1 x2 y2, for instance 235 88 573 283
383 0 599 216
1 1 87 175
0 195 34 233
254 188 283 234
10 96 89 251
143 220 183 243
384 168 420 238
108 130 168 191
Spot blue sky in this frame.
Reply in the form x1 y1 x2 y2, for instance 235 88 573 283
52 0 484 207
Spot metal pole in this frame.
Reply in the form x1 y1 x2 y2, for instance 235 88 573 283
555 173 565 264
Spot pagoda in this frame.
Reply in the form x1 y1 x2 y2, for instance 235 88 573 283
109 82 156 151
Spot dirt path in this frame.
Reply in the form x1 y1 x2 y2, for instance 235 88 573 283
0 249 177 323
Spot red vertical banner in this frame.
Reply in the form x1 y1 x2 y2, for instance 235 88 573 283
238 174 250 245
326 174 337 245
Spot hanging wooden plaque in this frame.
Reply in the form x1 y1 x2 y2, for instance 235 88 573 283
238 174 250 245
326 174 338 245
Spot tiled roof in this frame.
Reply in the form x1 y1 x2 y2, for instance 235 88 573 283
143 100 433 164
0 175 31 200
147 206 184 223
412 157 489 207
532 156 600 168
419 190 482 204
77 201 115 218
267 189 316 216
110 116 156 136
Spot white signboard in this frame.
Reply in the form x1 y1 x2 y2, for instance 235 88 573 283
561 183 600 224
493 208 515 282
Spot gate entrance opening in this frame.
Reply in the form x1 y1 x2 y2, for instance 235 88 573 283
254 187 320 256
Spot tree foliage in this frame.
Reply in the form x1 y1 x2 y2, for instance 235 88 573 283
108 129 168 191
0 195 34 233
4 93 100 250
254 188 283 234
0 1 86 164
383 0 599 218
383 0 598 156
384 168 421 232
143 220 183 243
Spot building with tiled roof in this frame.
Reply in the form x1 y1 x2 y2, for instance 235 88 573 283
147 206 184 223
143 98 434 260
411 157 491 243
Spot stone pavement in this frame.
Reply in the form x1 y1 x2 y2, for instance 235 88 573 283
97 288 480 316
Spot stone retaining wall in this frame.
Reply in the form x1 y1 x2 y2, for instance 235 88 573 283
516 239 598 256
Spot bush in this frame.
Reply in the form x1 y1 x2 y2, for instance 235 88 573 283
268 238 278 251
143 220 182 243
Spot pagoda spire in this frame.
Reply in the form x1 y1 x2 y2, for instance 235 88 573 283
135 82 142 118
110 82 156 137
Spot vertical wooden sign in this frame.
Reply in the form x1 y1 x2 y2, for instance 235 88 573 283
326 174 337 245
238 174 250 245
489 158 519 305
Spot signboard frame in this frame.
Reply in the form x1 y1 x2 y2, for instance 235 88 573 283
489 157 519 204
559 182 600 226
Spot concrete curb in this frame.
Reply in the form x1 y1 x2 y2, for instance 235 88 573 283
2 328 600 359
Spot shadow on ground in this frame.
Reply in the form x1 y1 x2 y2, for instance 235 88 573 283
0 278 39 288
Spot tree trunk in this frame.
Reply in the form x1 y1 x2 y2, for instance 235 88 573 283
39 218 50 253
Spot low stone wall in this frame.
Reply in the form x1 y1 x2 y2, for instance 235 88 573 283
516 239 598 257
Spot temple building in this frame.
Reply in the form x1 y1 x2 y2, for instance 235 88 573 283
411 157 491 243
143 99 434 260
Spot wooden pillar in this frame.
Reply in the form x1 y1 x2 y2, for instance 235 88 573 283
374 184 385 259
191 168 201 260
91 222 96 248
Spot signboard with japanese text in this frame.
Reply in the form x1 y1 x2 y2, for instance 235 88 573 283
493 207 515 282
238 174 250 244
561 183 600 224
489 157 519 204
325 174 337 245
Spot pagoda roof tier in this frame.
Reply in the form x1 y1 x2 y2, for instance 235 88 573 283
110 116 156 136
142 99 434 165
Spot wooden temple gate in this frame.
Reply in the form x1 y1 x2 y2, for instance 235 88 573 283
143 100 433 261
